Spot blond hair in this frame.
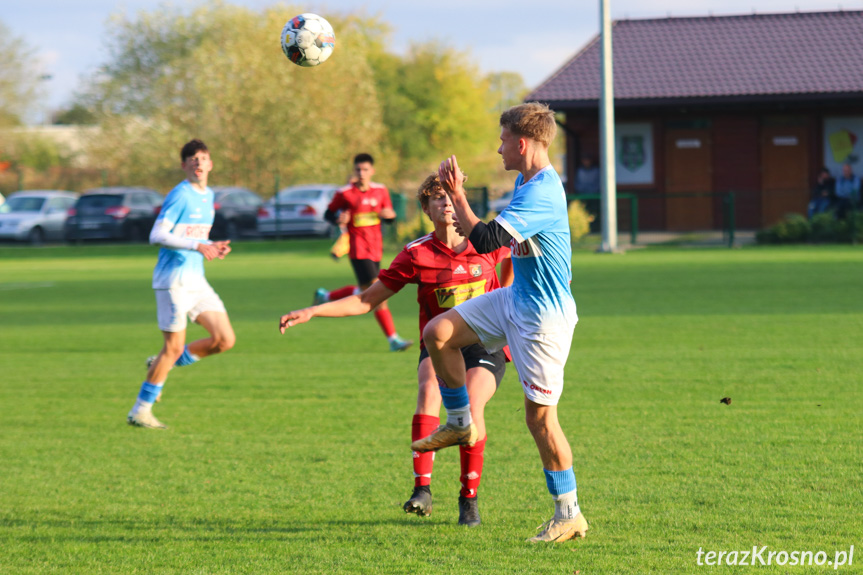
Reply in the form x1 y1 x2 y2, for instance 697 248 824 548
499 102 557 147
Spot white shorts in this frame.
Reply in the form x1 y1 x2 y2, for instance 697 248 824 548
155 283 226 332
454 287 575 406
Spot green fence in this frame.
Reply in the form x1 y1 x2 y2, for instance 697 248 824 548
568 191 738 248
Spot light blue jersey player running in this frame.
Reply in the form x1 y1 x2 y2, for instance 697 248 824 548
127 139 235 430
411 103 588 543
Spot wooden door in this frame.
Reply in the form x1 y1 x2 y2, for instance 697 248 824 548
665 129 713 230
761 124 809 227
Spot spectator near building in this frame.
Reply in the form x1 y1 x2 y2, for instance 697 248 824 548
834 164 861 218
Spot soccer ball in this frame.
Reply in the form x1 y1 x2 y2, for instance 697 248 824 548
280 14 336 67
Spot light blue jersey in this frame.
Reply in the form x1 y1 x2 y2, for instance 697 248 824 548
152 181 214 290
493 166 577 332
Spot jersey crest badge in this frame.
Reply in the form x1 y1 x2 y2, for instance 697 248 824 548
470 264 482 277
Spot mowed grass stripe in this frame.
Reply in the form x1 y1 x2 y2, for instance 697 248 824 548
1 241 861 574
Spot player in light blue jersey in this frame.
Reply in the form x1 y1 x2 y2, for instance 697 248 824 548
411 103 588 543
127 139 235 429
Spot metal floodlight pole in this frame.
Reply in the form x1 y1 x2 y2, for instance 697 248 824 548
599 0 618 252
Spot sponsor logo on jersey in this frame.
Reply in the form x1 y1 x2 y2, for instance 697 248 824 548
523 380 552 395
470 264 482 277
434 279 486 308
352 211 380 227
453 264 467 275
182 224 212 240
510 237 542 259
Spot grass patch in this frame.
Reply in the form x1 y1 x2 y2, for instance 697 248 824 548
1 241 861 573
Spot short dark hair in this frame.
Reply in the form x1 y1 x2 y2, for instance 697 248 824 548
353 153 374 166
181 139 209 162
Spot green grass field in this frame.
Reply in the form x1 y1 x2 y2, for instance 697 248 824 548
1 240 862 574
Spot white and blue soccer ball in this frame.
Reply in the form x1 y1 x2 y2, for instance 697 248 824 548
280 13 336 67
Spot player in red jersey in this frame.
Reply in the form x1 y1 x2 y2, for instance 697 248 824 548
314 153 412 352
280 174 512 527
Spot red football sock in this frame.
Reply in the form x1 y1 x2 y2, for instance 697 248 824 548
459 437 486 498
412 414 439 487
374 307 397 338
328 285 357 301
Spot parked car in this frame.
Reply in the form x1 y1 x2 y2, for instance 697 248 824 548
210 186 264 240
257 184 340 237
0 190 79 244
65 187 163 243
490 190 513 213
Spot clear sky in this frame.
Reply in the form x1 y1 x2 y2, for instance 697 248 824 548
3 0 860 117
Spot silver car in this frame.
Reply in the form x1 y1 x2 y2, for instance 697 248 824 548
257 184 340 237
0 190 79 244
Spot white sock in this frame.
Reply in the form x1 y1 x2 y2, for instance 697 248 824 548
387 334 401 343
131 399 153 414
553 490 580 521
446 405 472 428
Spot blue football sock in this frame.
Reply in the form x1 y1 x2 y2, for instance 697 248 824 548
174 346 200 367
544 467 577 496
439 381 471 427
439 383 470 410
137 381 164 404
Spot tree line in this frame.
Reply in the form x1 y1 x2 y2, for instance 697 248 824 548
0 5 529 195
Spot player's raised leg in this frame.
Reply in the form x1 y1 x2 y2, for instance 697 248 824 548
186 310 236 360
411 310 482 452
525 400 588 542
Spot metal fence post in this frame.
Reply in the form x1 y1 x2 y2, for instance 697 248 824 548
726 192 736 248
274 172 281 239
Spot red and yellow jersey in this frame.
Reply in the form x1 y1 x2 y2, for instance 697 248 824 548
378 233 510 348
327 182 393 261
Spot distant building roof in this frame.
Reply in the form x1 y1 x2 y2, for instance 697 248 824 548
528 10 863 107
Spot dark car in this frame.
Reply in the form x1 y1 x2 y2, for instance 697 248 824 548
65 187 163 243
210 186 264 240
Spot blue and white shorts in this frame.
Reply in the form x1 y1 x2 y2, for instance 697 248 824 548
154 282 226 332
454 287 575 406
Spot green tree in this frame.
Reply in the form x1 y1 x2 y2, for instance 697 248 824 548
0 20 43 127
83 5 385 194
366 39 500 185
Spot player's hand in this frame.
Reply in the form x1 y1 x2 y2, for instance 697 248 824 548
197 242 222 261
213 240 231 258
438 155 466 196
336 211 350 226
279 308 314 334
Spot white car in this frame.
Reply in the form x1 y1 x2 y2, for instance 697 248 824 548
0 190 79 244
489 190 513 213
257 184 340 237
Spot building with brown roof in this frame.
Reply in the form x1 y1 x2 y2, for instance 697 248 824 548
528 10 863 231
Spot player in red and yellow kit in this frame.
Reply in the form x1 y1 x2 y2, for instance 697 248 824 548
314 153 412 352
280 175 511 527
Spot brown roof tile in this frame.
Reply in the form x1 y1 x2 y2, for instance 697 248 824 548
528 10 863 105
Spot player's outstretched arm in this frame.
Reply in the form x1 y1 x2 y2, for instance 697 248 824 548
439 155 481 238
279 281 395 334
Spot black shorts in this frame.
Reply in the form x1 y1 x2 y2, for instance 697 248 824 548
350 259 380 286
418 344 507 388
